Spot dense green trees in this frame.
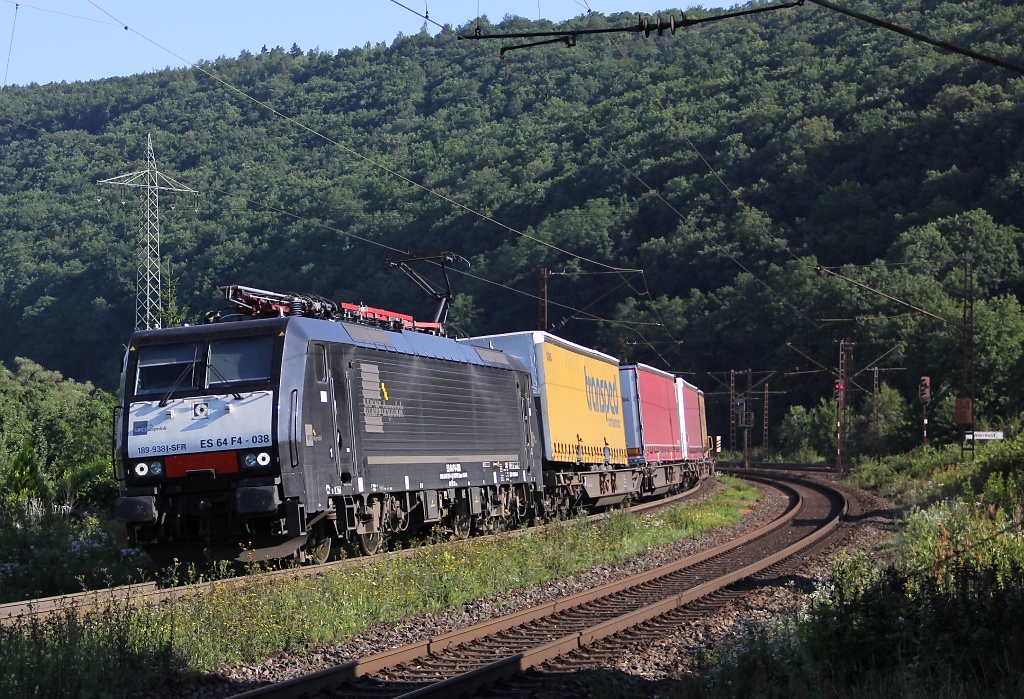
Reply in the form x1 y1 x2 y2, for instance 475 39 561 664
0 359 115 506
0 0 1022 461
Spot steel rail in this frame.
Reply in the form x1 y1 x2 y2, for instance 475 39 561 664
232 475 829 699
0 480 706 626
399 476 845 698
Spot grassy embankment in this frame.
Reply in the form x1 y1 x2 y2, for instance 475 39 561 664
0 475 757 698
682 437 1024 699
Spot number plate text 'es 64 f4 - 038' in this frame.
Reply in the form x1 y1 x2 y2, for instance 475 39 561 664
126 392 273 459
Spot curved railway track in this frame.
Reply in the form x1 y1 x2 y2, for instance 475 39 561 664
0 480 706 626
232 472 846 699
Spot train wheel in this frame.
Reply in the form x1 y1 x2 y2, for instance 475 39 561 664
306 522 332 565
357 531 382 556
450 513 471 540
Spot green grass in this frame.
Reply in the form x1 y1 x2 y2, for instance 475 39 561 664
0 476 758 697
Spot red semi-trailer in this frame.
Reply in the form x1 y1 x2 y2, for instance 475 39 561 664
620 364 684 466
676 378 709 461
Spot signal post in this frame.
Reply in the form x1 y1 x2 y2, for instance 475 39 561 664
919 376 931 446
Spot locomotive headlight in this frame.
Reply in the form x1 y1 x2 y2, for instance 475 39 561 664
243 453 259 468
149 461 164 476
256 452 271 466
133 462 150 477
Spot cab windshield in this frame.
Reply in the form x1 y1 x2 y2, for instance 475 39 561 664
208 337 274 386
134 336 275 397
135 344 201 396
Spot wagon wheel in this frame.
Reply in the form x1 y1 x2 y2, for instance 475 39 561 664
357 531 383 556
305 522 333 565
449 513 472 540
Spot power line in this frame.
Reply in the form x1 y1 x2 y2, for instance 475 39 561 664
450 3 1001 328
596 24 956 329
389 0 823 334
80 0 674 359
458 2 803 56
0 110 657 349
9 1 961 352
592 27 820 328
460 0 1024 75
1 0 118 27
805 0 1024 76
815 265 951 325
82 0 639 278
3 0 663 360
2 1 16 88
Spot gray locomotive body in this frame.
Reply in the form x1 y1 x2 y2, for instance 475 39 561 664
116 314 541 561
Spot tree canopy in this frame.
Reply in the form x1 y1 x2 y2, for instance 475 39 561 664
0 0 1022 452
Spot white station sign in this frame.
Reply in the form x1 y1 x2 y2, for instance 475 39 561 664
966 431 1005 441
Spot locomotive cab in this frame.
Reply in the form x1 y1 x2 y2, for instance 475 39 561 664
115 318 295 560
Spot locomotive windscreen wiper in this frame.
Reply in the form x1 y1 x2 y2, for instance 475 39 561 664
206 362 243 401
158 349 200 407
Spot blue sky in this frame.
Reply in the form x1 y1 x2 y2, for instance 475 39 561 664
0 0 732 86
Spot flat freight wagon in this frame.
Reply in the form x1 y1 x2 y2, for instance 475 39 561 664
620 364 683 466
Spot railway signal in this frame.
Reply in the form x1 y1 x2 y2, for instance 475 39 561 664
920 376 931 447
832 382 843 402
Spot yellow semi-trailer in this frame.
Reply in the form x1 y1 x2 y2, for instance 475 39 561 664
463 332 628 467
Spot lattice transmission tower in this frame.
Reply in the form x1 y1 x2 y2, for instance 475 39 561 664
97 133 197 330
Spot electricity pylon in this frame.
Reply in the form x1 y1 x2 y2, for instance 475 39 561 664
97 133 197 330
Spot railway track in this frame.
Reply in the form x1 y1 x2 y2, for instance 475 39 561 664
232 472 845 698
0 480 706 626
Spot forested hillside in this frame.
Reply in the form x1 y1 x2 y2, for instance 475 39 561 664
1 0 1022 443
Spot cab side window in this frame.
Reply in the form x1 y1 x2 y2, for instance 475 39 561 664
314 344 327 382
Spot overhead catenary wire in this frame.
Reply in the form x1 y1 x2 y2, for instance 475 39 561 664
390 0 821 331
450 1 1001 328
804 0 1024 76
817 266 950 325
2 1 16 88
80 0 639 278
0 111 660 351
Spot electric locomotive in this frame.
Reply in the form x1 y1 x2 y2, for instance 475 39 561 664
114 285 541 562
